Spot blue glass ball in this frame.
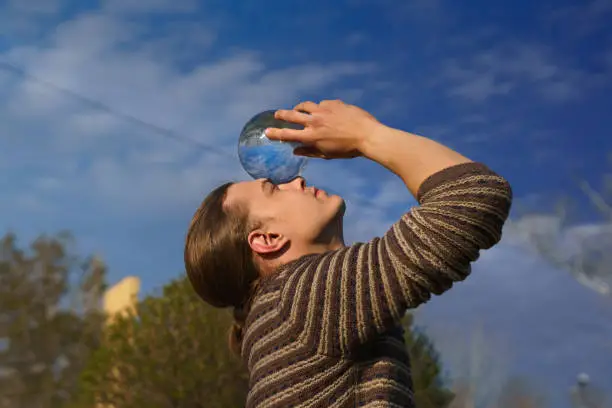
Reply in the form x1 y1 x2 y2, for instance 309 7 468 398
238 110 308 184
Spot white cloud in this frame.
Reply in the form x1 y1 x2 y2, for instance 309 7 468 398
504 214 612 296
416 242 612 407
448 73 512 102
0 7 378 218
0 0 65 40
417 220 612 405
372 177 411 208
440 43 604 103
102 0 198 13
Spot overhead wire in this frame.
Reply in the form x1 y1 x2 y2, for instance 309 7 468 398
0 60 391 210
0 60 234 159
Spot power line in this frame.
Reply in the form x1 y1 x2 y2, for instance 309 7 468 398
0 60 234 159
0 60 387 210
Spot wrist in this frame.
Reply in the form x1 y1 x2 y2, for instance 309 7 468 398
358 123 403 160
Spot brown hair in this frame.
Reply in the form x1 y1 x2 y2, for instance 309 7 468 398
184 182 261 356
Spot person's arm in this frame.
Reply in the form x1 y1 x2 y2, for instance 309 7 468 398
359 124 473 196
268 100 512 356
277 161 512 356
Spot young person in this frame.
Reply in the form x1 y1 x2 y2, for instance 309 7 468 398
184 99 512 407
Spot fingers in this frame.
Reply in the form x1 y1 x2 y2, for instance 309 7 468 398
274 109 311 126
293 146 328 159
293 146 318 157
265 127 307 142
319 99 344 107
267 107 315 142
293 101 319 113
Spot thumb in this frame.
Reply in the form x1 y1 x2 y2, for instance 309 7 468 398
293 146 326 159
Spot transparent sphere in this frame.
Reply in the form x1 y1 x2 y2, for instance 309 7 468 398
238 110 308 184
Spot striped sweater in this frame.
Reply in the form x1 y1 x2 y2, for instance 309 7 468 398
241 162 513 408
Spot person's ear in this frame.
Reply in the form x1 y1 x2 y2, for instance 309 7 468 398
247 229 289 255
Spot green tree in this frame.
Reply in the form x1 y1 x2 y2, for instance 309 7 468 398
76 277 453 408
404 314 454 408
0 232 107 408
73 277 248 408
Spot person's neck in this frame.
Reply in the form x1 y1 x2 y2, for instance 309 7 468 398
260 217 346 277
302 238 344 255
315 214 345 250
292 220 346 256
260 235 344 277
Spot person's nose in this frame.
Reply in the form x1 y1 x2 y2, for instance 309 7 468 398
280 177 305 190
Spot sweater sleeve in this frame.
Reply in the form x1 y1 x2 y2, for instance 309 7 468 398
277 162 513 356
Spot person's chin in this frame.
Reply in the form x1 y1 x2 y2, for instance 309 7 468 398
333 197 346 217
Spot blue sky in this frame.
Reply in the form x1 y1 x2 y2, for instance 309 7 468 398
1 0 611 406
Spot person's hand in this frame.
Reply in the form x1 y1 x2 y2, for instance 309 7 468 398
265 99 383 159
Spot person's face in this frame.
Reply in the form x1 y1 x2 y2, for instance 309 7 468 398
225 177 345 257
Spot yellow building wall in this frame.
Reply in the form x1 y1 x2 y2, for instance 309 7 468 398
103 276 141 319
97 276 141 408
